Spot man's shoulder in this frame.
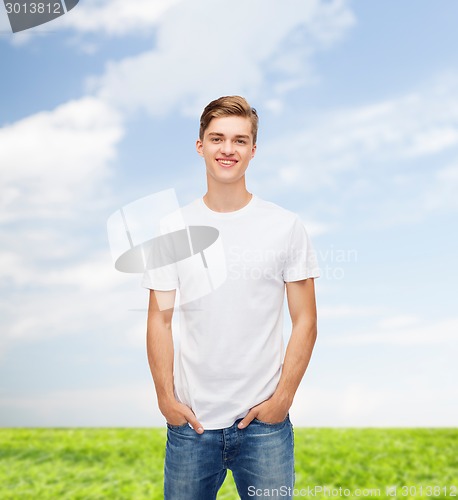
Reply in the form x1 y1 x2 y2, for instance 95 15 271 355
254 195 299 223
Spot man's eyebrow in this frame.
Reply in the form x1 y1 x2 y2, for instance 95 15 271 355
207 132 250 139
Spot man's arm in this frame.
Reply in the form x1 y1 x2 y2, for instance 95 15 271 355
238 278 317 427
146 289 204 433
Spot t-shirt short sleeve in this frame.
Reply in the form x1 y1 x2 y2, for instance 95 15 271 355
282 216 320 282
141 263 179 290
141 221 179 291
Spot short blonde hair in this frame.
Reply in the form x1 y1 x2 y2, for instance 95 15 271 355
199 96 259 144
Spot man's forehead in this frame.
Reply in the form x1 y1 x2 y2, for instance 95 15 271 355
206 116 252 136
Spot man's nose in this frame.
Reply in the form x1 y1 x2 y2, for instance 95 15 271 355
220 140 235 155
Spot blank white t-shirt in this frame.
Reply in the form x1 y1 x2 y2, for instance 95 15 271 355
142 194 320 429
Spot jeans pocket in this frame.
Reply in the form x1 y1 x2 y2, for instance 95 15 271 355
166 421 189 430
253 413 289 426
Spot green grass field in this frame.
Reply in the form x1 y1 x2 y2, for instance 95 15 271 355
0 428 456 499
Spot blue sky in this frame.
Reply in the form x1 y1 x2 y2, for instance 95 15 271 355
1 0 457 427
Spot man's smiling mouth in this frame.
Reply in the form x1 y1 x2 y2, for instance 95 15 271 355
217 159 238 168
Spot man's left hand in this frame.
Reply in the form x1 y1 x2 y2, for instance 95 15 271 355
237 395 290 429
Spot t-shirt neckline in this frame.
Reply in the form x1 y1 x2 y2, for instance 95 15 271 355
199 193 257 218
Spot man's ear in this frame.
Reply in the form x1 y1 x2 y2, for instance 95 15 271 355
251 143 257 159
196 139 204 157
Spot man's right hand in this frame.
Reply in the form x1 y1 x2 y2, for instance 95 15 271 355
160 398 204 434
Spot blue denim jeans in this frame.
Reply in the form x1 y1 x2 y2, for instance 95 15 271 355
164 414 295 499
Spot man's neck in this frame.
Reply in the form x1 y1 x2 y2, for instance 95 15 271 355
203 184 253 213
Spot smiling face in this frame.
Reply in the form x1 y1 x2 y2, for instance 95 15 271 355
196 115 257 186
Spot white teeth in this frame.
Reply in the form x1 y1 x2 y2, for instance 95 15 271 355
219 160 235 166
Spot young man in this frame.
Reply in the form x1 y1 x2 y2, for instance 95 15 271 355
142 96 319 499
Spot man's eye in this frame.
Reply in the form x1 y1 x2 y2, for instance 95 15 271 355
211 138 221 142
236 140 247 145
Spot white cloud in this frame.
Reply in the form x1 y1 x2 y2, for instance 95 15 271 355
377 314 420 329
361 159 458 226
0 95 129 359
1 281 139 343
421 162 458 213
319 305 385 319
0 5 11 32
301 220 331 237
0 383 162 426
437 163 458 182
291 382 458 427
324 316 458 346
0 0 181 40
88 0 355 116
60 0 181 36
0 96 124 222
257 73 458 195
